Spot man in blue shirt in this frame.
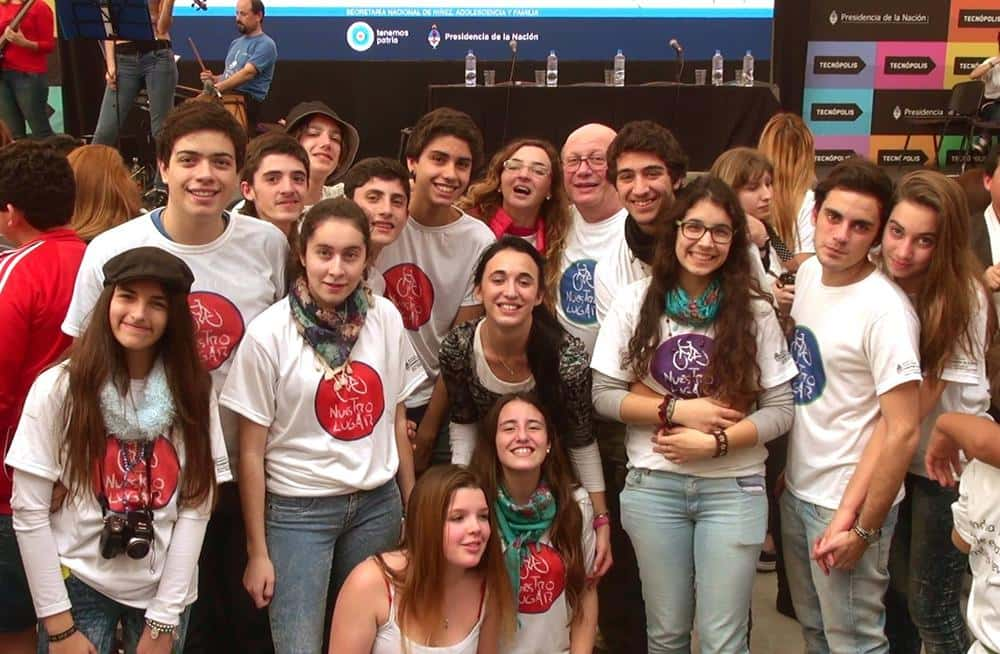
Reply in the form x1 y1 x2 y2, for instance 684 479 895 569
200 0 276 135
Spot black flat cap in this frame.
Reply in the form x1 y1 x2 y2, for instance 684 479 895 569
102 247 195 293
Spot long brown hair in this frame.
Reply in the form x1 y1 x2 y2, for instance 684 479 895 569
67 145 142 242
61 283 215 509
625 176 766 409
711 147 773 197
459 138 571 310
757 113 816 250
888 170 997 379
468 393 587 625
381 465 515 644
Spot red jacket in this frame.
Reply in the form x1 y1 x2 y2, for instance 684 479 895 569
0 228 85 514
0 0 55 74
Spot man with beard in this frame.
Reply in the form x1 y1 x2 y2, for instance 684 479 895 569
200 0 277 133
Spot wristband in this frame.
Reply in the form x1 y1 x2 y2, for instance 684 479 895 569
593 512 610 529
48 625 78 643
145 618 178 640
657 395 676 427
711 429 729 458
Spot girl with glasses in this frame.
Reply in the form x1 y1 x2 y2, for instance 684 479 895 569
590 175 798 653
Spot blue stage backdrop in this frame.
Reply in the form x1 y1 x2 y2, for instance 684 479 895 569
170 1 773 62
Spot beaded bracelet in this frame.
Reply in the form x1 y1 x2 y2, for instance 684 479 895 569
48 625 78 643
593 512 610 529
657 394 677 427
711 429 729 458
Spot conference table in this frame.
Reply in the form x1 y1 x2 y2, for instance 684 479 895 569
427 83 781 172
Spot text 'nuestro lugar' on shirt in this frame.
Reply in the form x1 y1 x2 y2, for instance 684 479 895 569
60 210 289 469
503 487 595 654
590 277 799 478
219 296 426 496
556 206 627 355
374 211 495 407
4 363 232 611
953 458 1000 654
785 257 921 510
912 284 993 478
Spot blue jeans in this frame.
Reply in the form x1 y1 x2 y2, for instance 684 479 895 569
37 574 190 653
265 481 402 654
885 474 970 654
92 48 178 148
781 491 898 654
0 69 53 139
621 468 767 654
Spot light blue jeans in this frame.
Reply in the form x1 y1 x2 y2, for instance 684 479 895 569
92 48 177 147
621 468 767 654
781 491 899 654
265 481 402 654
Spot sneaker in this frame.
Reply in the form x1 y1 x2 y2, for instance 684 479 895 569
757 549 777 572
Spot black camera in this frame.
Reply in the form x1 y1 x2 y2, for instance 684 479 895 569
778 272 796 287
99 509 154 559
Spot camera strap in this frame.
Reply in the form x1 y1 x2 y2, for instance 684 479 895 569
98 437 155 514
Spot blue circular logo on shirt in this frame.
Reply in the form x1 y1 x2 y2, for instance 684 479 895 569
559 259 597 325
790 326 825 405
347 22 374 52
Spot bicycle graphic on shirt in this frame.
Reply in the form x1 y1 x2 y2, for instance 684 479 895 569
791 330 813 368
790 330 818 401
189 297 224 329
671 338 709 371
394 267 421 300
333 372 370 403
571 262 593 292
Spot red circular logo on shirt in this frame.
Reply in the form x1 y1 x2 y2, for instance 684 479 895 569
187 291 245 371
518 542 566 614
382 263 434 330
95 436 180 512
314 362 386 440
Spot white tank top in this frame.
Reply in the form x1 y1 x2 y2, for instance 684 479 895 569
371 579 486 654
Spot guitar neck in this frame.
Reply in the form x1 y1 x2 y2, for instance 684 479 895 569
0 0 37 50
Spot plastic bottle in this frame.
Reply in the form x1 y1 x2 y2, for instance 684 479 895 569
613 49 626 87
465 49 476 87
711 49 724 86
742 50 754 87
546 50 558 87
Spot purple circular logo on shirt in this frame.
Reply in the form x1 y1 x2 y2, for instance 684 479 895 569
651 333 714 399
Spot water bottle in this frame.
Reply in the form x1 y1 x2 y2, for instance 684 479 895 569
711 49 724 86
465 50 476 87
613 49 626 87
546 50 558 87
742 50 754 87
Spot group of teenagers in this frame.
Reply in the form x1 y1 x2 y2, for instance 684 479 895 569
2 90 1000 654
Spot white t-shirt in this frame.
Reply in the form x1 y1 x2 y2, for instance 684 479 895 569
786 257 921 510
367 265 386 297
984 205 1000 308
556 206 628 354
61 210 288 471
504 488 595 654
981 56 1000 99
594 230 650 326
219 296 425 496
912 287 993 477
5 364 232 615
953 458 1000 654
375 212 495 406
591 278 799 478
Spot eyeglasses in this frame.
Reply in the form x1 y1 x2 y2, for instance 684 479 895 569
503 158 550 177
676 220 735 244
562 153 607 172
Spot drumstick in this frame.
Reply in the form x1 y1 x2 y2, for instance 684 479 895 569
188 37 208 72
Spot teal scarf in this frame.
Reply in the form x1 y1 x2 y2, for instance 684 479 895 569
664 278 722 327
289 275 371 380
495 482 557 610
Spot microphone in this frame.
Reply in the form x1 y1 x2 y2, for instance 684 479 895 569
502 39 519 144
669 38 685 83
669 38 683 55
507 39 518 85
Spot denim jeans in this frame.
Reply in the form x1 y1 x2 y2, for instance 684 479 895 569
265 480 402 654
781 491 899 654
92 48 178 148
621 468 767 654
37 574 190 653
885 474 970 654
0 70 53 139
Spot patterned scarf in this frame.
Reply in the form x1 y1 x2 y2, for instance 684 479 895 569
664 278 723 327
495 482 557 609
764 222 795 263
488 207 546 253
99 359 174 441
289 276 371 381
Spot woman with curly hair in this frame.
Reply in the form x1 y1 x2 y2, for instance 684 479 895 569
67 145 142 243
590 175 798 652
459 138 571 307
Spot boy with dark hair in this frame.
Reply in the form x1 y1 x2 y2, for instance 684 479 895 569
62 100 285 654
343 157 410 295
783 158 920 654
378 107 494 469
239 132 308 236
0 141 84 654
